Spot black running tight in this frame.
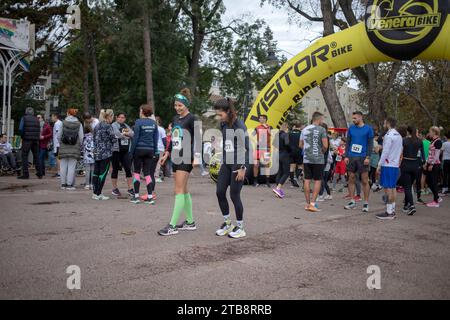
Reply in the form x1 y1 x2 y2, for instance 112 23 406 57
93 158 111 196
216 164 244 221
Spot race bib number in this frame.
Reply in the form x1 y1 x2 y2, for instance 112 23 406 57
120 139 129 146
172 137 182 150
336 155 342 162
224 140 234 153
263 152 271 161
351 144 363 154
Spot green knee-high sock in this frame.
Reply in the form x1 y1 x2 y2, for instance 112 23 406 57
169 194 185 227
184 193 194 223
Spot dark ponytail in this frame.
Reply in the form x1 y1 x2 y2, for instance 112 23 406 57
214 98 237 128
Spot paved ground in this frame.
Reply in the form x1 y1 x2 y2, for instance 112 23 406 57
0 170 449 300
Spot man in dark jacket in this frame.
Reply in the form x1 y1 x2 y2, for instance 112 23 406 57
18 107 42 179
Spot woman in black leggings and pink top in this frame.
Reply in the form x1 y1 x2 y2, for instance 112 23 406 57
425 126 443 208
214 98 250 239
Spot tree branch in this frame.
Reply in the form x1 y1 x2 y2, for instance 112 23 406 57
286 0 324 22
179 0 194 20
205 0 223 23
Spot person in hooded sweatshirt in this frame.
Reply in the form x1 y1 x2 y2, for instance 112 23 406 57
58 108 84 190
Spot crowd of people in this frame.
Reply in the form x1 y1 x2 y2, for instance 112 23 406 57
1 88 449 237
261 111 449 220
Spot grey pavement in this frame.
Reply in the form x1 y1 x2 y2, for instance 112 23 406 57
0 170 449 299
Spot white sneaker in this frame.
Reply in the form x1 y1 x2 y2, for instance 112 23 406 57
216 221 234 236
155 178 163 183
324 194 333 200
228 226 246 238
66 186 76 191
201 171 210 176
317 195 325 202
92 194 100 200
97 194 110 200
84 185 91 190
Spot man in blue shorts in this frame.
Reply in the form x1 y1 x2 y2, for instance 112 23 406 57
376 118 403 220
344 111 374 212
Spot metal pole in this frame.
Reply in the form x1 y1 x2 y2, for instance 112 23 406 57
6 56 23 140
0 52 7 134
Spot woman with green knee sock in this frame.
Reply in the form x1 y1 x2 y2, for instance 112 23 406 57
158 88 200 236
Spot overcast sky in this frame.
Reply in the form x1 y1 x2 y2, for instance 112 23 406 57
222 0 324 57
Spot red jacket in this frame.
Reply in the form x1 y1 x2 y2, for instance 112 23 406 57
39 122 53 149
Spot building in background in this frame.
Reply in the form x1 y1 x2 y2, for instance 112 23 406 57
301 84 360 127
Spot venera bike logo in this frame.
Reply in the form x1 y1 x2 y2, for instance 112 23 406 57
365 0 448 60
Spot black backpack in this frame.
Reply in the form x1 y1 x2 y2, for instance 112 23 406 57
61 121 80 145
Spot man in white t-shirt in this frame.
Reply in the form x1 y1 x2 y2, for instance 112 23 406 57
442 131 450 194
376 118 403 220
155 117 167 182
51 113 63 177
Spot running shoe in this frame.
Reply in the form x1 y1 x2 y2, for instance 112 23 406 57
426 201 439 208
272 188 285 198
158 224 179 236
402 206 410 213
354 195 362 202
228 226 246 238
291 179 300 188
156 177 163 183
417 198 426 205
84 185 91 190
345 201 357 210
317 195 325 202
66 185 76 191
144 196 155 205
201 171 210 177
407 206 416 216
306 203 320 212
92 194 99 200
60 184 67 190
176 220 197 231
324 194 333 200
127 189 135 197
376 212 396 220
97 194 110 200
343 194 352 200
216 220 234 236
130 196 140 204
362 203 369 213
152 192 157 200
438 197 443 203
112 188 121 196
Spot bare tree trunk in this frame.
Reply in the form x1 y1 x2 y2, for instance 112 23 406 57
319 0 347 128
82 28 90 113
89 34 102 115
188 18 204 94
142 10 155 109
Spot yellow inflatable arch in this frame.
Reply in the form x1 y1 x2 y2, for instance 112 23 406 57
245 0 450 129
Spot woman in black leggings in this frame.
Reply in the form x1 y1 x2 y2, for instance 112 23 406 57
111 112 134 197
92 109 117 200
400 126 425 215
424 126 443 208
129 104 159 204
214 98 249 239
272 122 291 199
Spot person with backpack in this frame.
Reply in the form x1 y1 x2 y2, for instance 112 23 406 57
57 108 84 190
